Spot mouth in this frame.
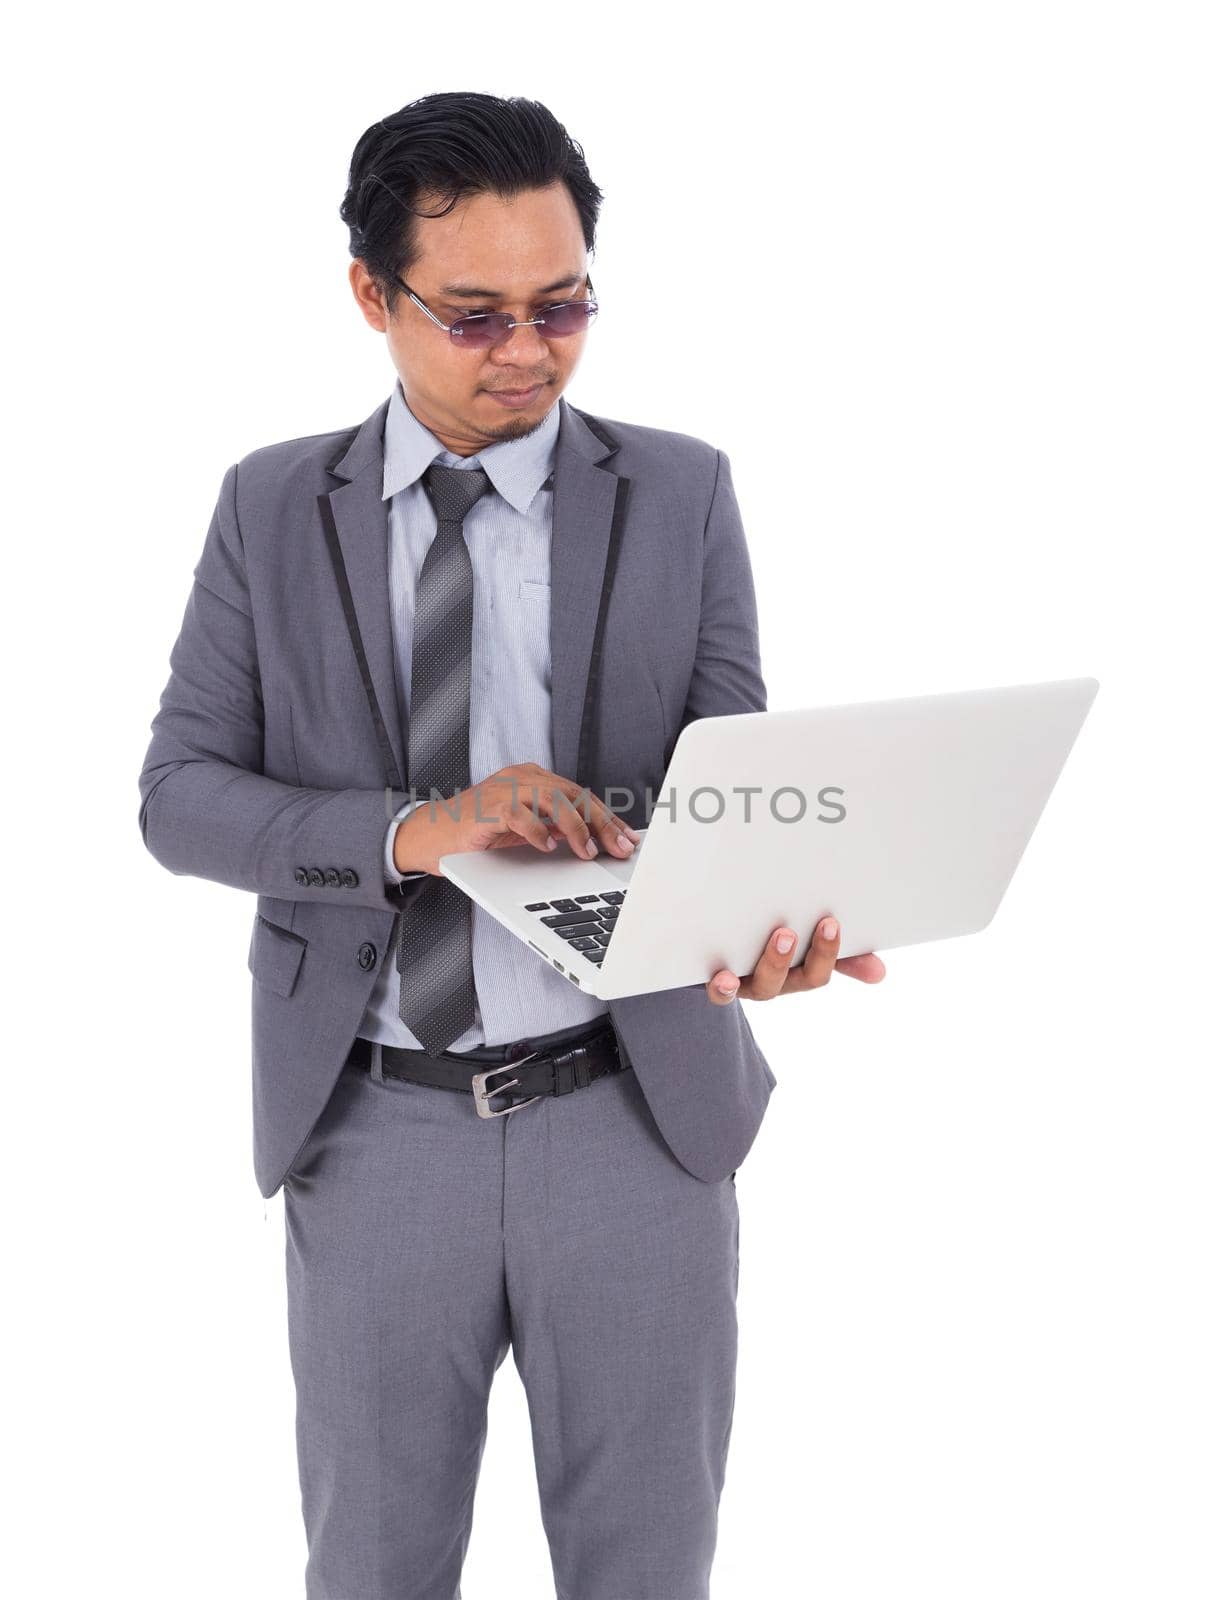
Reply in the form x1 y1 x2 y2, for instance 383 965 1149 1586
485 382 546 407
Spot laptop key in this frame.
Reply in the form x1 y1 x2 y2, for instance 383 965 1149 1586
593 931 612 946
525 902 550 912
549 899 581 913
575 894 603 903
599 892 624 905
582 950 604 963
541 910 600 928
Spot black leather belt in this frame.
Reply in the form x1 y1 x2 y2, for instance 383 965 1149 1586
345 1016 629 1118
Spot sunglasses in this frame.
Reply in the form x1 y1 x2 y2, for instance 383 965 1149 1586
395 272 599 350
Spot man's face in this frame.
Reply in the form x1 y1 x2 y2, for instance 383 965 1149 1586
350 181 592 455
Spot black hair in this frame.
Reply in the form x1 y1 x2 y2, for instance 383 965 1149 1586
339 92 604 316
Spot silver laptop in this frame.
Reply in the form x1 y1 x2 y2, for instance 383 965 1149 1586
439 676 1099 1000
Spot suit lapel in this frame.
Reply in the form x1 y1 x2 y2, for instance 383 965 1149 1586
550 396 624 784
320 396 406 791
319 391 625 797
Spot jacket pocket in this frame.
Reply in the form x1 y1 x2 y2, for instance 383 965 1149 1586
655 680 674 772
261 686 303 786
248 914 308 998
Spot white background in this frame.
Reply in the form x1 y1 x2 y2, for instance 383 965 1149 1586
6 2 1221 1595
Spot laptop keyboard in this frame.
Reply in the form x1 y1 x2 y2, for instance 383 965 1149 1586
522 891 627 967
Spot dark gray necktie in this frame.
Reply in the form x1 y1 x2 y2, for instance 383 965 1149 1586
396 461 494 1054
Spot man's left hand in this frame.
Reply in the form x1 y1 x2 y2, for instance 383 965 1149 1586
706 916 885 1004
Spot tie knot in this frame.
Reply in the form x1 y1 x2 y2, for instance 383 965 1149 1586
423 462 494 524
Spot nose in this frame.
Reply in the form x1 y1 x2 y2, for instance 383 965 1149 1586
494 318 551 362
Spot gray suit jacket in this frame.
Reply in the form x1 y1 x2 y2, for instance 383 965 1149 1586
138 392 778 1197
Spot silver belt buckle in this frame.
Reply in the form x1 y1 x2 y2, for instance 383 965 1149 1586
472 1050 542 1118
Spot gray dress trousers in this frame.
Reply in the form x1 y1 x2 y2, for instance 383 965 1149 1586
282 1048 740 1600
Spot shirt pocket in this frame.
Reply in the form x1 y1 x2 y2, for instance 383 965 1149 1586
516 579 552 691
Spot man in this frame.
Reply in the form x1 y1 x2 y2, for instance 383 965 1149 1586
138 92 884 1600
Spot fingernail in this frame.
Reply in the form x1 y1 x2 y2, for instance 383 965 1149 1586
717 980 738 995
820 917 839 940
547 836 557 850
617 832 635 851
776 932 795 953
585 838 598 857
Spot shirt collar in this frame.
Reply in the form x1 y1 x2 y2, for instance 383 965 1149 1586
382 378 560 515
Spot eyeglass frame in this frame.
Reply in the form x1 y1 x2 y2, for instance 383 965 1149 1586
392 271 598 345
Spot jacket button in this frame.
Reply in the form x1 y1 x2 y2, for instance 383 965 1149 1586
307 868 324 887
294 867 308 886
324 867 341 887
341 868 359 888
357 941 378 971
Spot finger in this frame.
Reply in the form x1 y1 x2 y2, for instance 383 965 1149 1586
503 801 560 854
499 761 633 851
706 968 741 1005
559 780 639 854
741 926 797 1001
835 953 887 983
500 777 591 859
533 781 606 861
796 914 842 990
534 779 635 861
547 776 639 857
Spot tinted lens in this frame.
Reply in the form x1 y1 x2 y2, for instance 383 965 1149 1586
449 300 598 348
449 314 512 349
539 298 598 336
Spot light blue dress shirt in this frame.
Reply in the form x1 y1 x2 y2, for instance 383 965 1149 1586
357 380 612 1051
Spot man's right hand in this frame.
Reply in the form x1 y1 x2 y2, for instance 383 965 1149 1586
393 762 641 877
